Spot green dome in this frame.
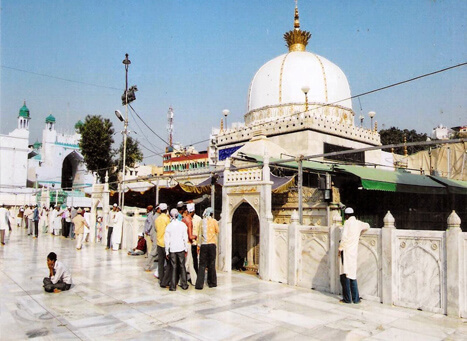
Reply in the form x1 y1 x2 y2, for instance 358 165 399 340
74 120 83 130
33 141 42 149
45 114 56 123
18 102 30 118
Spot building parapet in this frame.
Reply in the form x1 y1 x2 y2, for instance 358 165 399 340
217 103 380 146
225 168 263 184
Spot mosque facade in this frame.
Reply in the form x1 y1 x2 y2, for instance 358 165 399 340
0 103 93 205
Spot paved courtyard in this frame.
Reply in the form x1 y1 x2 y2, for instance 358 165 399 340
1 227 466 340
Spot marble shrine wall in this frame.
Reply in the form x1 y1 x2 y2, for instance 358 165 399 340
270 210 466 318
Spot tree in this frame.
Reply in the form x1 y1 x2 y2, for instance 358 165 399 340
78 115 115 182
115 135 143 171
379 127 428 155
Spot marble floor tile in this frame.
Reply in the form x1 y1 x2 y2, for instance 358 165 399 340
1 227 466 340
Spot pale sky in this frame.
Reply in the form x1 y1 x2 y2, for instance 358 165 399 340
1 1 466 165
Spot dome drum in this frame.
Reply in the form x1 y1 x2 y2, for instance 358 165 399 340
244 101 355 127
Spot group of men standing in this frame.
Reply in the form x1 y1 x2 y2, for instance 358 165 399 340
143 202 219 291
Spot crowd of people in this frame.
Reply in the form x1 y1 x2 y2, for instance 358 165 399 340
5 198 367 304
140 201 219 291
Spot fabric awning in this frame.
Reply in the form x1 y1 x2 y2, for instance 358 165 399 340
429 176 467 195
336 165 447 194
123 181 154 193
177 172 295 194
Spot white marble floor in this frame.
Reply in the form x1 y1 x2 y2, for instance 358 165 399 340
1 227 467 340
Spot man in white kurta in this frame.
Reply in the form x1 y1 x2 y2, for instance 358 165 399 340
338 207 369 304
111 207 124 250
51 206 63 236
0 204 10 245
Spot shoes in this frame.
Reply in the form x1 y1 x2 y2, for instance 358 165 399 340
105 247 109 250
1 242 5 246
339 299 351 304
169 288 176 291
33 237 37 239
181 286 189 290
208 284 217 288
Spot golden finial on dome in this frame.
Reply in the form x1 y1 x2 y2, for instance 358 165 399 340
284 1 311 52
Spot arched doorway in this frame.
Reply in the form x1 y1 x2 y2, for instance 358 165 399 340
61 151 81 190
232 202 260 273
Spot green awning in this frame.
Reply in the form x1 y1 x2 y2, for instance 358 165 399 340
238 154 333 172
429 176 467 195
336 165 447 194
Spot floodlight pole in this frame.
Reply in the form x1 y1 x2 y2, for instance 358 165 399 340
121 53 131 211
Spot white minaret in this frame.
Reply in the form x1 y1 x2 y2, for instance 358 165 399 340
17 101 31 130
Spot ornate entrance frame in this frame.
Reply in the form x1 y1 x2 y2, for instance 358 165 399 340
219 157 274 280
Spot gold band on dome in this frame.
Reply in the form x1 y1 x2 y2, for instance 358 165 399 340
289 43 306 52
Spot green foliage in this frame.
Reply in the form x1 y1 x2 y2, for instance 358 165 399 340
380 127 428 155
79 115 115 182
115 135 143 171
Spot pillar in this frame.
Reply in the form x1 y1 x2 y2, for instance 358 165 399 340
381 211 396 305
446 210 464 317
287 210 299 286
330 209 342 294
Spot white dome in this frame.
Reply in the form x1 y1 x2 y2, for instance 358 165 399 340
247 51 352 113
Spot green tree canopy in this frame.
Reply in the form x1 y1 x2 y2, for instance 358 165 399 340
79 115 115 182
115 135 143 171
380 127 428 155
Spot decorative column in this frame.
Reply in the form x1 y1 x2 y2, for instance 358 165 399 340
329 209 342 294
287 210 299 286
259 154 273 281
219 158 231 272
446 210 463 317
381 211 396 305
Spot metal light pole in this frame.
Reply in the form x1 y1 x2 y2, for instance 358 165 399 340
297 155 303 224
368 111 376 131
301 86 310 112
222 109 230 130
121 53 131 210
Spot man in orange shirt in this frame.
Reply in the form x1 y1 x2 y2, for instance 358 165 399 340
195 207 219 290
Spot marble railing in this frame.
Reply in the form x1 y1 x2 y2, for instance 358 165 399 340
217 103 381 146
270 210 466 317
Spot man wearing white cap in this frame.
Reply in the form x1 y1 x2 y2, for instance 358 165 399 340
73 208 90 250
155 203 171 286
338 207 370 304
112 206 124 251
106 203 118 250
128 232 147 256
183 203 197 285
165 208 189 291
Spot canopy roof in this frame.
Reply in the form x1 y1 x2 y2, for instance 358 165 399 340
429 176 467 195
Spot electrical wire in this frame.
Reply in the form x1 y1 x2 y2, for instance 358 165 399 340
128 104 169 146
1 65 122 91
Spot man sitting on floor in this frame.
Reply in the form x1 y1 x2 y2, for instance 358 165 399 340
43 252 72 293
128 232 147 256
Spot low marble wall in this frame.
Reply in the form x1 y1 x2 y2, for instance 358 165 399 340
269 210 466 317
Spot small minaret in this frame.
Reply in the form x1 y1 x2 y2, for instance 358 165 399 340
17 101 31 130
45 114 56 131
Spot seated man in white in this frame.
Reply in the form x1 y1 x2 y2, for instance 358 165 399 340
43 252 72 293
